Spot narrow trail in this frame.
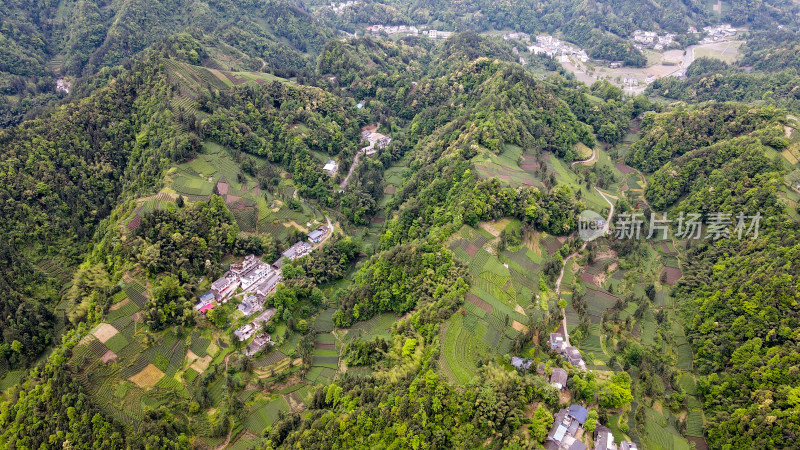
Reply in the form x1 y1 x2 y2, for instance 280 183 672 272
570 147 597 167
555 187 616 346
340 151 362 188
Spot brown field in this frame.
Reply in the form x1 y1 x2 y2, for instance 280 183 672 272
129 364 165 388
581 272 599 286
467 293 492 313
615 163 636 174
662 267 683 285
93 323 119 343
101 350 118 364
188 350 213 374
465 243 480 258
512 320 529 333
109 298 130 310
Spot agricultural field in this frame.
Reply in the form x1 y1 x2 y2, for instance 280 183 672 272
164 59 290 103
471 144 623 213
643 407 693 450
124 141 326 242
440 223 545 384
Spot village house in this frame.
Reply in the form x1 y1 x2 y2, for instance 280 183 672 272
422 29 453 39
254 271 281 297
620 442 638 450
323 160 338 175
234 323 257 342
210 273 238 301
594 425 617 450
239 262 276 292
238 295 264 316
546 404 589 450
230 254 259 277
308 226 328 243
564 346 587 370
283 241 313 260
550 332 566 351
550 367 568 390
511 356 533 370
246 333 272 357
252 308 276 327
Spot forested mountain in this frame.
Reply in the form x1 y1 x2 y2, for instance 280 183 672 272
0 0 333 127
1 1 800 449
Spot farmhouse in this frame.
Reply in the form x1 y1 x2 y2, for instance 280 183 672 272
323 160 338 175
359 127 392 155
511 356 533 370
563 346 587 370
594 425 616 450
230 254 260 277
252 308 276 327
550 367 568 390
234 324 257 342
197 302 216 315
210 274 238 301
283 241 313 260
620 442 638 450
246 333 273 357
238 295 264 316
550 332 566 351
308 226 328 243
546 404 589 450
255 271 281 297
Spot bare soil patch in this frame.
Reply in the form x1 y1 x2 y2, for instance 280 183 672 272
94 324 119 343
467 293 492 313
512 320 529 333
662 266 683 285
129 364 164 388
101 350 118 364
109 298 130 311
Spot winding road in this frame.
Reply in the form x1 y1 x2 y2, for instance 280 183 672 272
554 187 616 346
570 147 597 167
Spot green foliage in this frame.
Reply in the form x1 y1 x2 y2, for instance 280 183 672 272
145 275 194 331
266 366 558 448
333 241 468 335
627 102 784 173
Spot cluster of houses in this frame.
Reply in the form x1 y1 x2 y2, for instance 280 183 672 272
545 405 637 450
193 225 331 355
528 35 589 64
512 328 639 448
360 127 391 155
328 0 356 14
550 332 587 370
234 308 277 356
631 30 676 51
365 25 453 40
701 24 736 43
546 404 589 450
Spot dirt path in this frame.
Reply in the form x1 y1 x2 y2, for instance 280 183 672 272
555 188 616 345
570 147 597 167
340 151 363 188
